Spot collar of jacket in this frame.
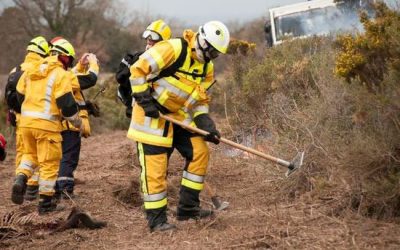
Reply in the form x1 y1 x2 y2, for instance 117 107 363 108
28 55 64 80
24 52 44 64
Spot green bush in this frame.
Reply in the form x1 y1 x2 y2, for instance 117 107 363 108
214 4 400 220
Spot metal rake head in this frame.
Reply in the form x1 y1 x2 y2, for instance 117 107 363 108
285 151 304 177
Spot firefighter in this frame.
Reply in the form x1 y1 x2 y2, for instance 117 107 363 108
12 38 85 214
116 19 171 118
0 134 6 162
4 36 49 190
53 37 100 199
127 21 230 232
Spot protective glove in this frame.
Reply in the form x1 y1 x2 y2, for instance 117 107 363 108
80 118 91 138
86 101 101 117
142 101 159 118
79 53 90 66
134 90 159 118
204 130 221 145
87 53 99 65
0 133 7 161
193 114 221 145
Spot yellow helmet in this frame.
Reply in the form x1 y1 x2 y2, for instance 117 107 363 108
142 19 171 41
26 36 50 56
49 38 76 59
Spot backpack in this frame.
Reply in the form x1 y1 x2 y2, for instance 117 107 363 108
5 65 24 113
115 38 207 107
149 38 209 82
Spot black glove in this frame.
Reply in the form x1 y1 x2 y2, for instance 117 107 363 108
133 89 160 118
204 131 221 145
142 102 159 118
194 114 221 145
86 101 101 117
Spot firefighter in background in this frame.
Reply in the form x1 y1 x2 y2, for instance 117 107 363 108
116 19 172 118
0 134 6 162
4 36 49 176
54 37 99 199
128 21 230 232
12 38 85 214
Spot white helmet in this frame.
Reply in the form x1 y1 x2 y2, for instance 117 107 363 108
198 21 230 54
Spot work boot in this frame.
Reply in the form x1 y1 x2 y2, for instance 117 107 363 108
24 185 39 201
151 222 176 232
177 208 214 221
177 186 213 221
38 195 65 215
11 174 28 205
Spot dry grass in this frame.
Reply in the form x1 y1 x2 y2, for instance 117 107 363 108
1 130 400 249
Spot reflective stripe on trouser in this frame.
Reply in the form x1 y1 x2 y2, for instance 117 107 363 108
55 131 81 194
137 142 171 210
27 170 39 186
172 125 209 215
137 142 172 228
17 127 62 196
17 125 39 186
172 125 209 191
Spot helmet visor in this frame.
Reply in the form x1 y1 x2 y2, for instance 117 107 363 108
142 30 161 41
204 40 220 60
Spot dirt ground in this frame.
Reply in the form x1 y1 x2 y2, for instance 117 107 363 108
1 130 400 249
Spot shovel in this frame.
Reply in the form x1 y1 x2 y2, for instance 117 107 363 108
204 183 229 211
160 114 304 177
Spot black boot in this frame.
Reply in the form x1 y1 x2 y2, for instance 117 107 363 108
177 186 214 221
146 207 175 232
24 185 39 201
38 195 64 215
11 174 28 205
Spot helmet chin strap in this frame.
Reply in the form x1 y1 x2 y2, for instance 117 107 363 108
195 34 211 63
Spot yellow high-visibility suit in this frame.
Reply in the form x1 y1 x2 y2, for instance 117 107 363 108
55 59 99 195
8 52 45 177
16 55 79 196
128 29 217 228
28 60 99 189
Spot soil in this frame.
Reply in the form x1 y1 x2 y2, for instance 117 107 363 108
1 130 400 249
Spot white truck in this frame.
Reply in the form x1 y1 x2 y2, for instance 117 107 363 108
265 0 373 46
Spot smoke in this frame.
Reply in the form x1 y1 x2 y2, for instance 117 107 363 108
275 2 373 41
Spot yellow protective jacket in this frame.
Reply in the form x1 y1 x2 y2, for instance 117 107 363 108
16 56 77 132
61 60 99 133
128 29 214 147
9 52 45 123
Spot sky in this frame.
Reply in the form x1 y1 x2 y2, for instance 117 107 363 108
117 0 305 25
1 0 398 25
0 0 305 24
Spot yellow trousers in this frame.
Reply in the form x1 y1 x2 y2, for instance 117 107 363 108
137 125 209 210
16 128 62 196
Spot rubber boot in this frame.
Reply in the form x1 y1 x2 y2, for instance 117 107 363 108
24 185 39 201
146 207 175 232
177 186 214 221
38 195 64 215
11 174 27 205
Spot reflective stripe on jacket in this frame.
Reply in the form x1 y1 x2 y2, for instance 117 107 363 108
128 30 214 147
16 56 74 132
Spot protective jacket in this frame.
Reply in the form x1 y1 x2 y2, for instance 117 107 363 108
62 61 99 134
128 29 214 147
16 55 79 132
9 52 44 168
